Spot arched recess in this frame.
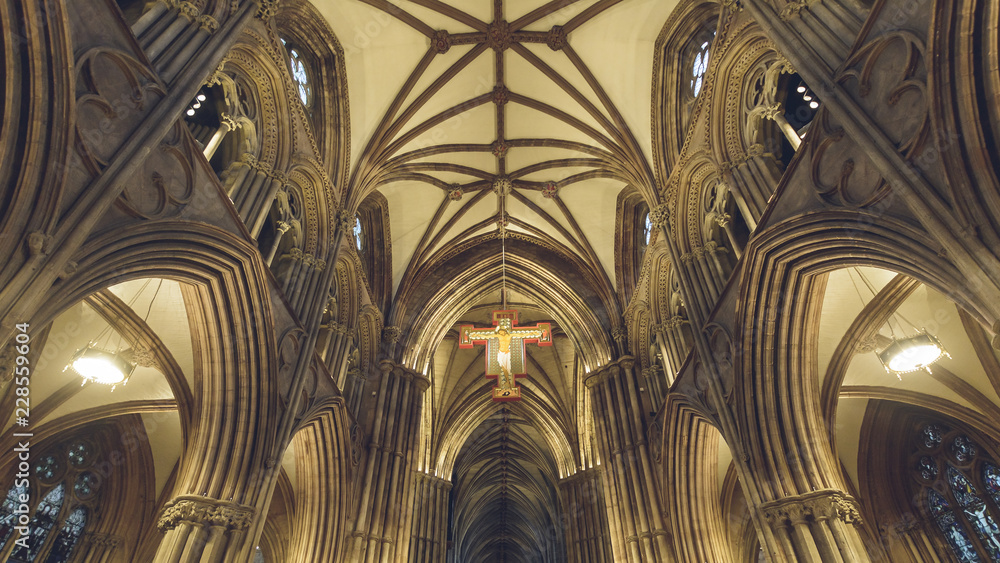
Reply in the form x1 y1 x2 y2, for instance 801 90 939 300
257 469 293 562
735 210 975 507
659 395 736 562
707 17 788 224
449 409 567 562
652 0 723 177
393 236 617 377
275 401 356 563
0 416 157 561
34 221 282 514
857 401 1000 562
926 0 1000 253
615 188 653 307
355 192 392 317
433 389 579 483
274 0 351 188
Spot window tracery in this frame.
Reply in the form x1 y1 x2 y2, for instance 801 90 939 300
0 439 99 562
911 422 1000 561
281 38 313 108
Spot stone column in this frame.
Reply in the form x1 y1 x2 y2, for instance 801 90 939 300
559 468 614 563
408 472 452 563
586 356 671 562
154 496 255 563
345 360 429 563
760 489 869 562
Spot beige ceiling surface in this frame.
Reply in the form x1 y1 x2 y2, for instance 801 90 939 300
318 0 677 298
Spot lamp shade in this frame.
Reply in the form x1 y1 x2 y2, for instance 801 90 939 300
877 332 949 376
67 347 135 387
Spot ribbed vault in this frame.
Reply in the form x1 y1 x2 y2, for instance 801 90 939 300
451 409 565 563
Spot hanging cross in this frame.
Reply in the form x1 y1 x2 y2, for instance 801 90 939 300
459 310 552 402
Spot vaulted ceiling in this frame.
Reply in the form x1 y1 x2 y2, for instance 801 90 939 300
318 0 677 558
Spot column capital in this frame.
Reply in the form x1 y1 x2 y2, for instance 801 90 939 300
760 489 863 528
157 496 256 532
583 355 636 387
648 203 670 230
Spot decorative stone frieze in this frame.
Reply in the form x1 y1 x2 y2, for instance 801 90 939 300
760 489 863 528
157 496 255 532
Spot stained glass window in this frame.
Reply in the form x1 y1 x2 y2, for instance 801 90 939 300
643 212 652 246
34 456 59 481
690 37 712 97
66 443 89 468
928 489 982 562
985 464 1000 502
924 424 945 448
914 422 1000 561
353 215 363 251
43 508 86 563
0 482 29 547
1 437 99 561
73 473 98 499
10 484 64 561
948 467 1000 559
287 46 312 107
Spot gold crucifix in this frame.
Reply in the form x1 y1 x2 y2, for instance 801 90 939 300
459 310 552 402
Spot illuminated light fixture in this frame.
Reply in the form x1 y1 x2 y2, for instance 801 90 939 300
878 331 950 378
65 346 135 389
809 101 819 109
186 108 195 116
803 94 812 101
66 279 163 391
197 94 207 101
796 85 806 93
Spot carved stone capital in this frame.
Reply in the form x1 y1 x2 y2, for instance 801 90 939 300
648 204 670 230
760 489 863 529
382 325 401 343
256 0 279 20
197 14 219 33
157 496 255 532
177 1 199 19
611 327 626 344
336 209 354 235
276 220 291 234
219 113 238 131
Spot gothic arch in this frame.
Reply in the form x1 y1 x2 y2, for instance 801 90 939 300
274 0 351 189
34 221 284 521
735 211 969 505
652 0 723 178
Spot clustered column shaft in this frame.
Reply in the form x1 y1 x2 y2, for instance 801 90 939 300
408 472 452 563
559 468 614 562
346 360 429 563
587 356 671 562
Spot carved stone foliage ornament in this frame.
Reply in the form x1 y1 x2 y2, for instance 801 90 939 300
648 203 670 230
157 496 255 532
761 489 864 527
